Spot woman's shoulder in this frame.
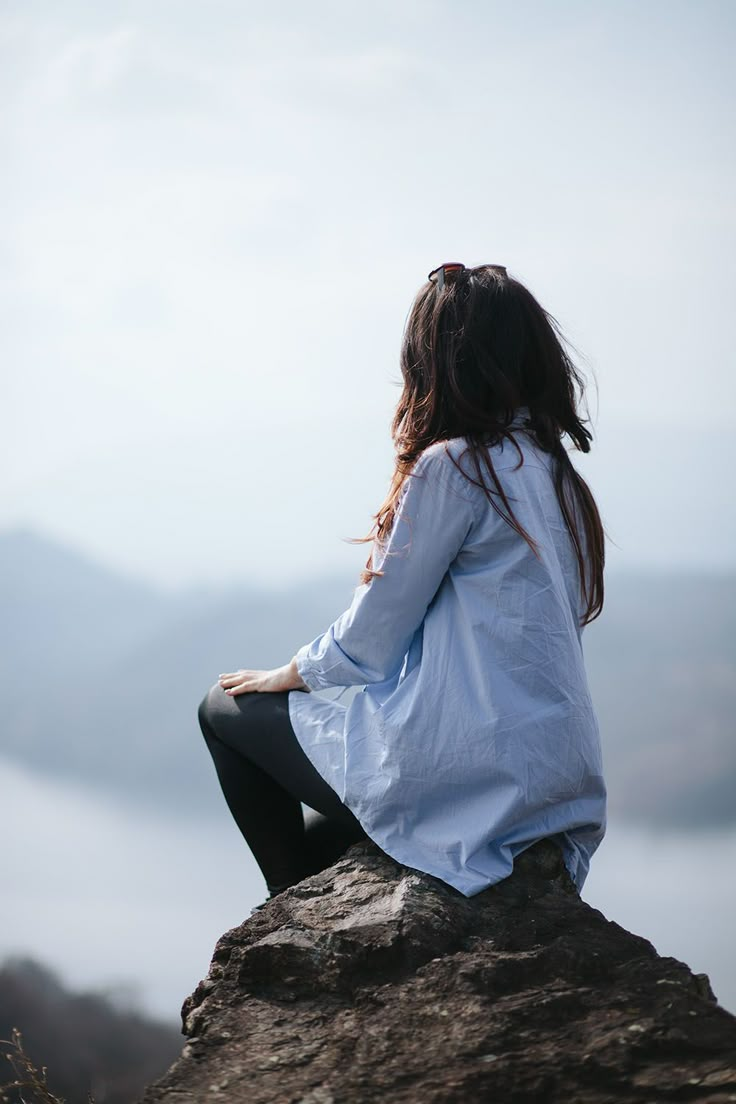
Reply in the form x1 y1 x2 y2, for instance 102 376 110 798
410 438 478 501
416 431 551 490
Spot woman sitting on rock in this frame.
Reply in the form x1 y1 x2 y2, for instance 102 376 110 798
197 262 608 911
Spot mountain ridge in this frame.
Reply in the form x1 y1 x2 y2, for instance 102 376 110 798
1 526 734 830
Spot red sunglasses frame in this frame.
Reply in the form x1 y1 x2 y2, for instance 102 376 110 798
427 262 465 290
427 262 508 290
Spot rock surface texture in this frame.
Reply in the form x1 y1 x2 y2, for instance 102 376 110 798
141 839 736 1103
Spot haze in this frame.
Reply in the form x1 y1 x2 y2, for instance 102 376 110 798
3 0 735 588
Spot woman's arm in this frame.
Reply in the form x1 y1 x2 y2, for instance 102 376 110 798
293 446 476 691
218 448 475 698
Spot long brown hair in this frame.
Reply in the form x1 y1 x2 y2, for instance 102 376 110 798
347 263 607 625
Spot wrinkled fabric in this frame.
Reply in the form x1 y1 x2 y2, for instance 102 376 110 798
289 408 607 897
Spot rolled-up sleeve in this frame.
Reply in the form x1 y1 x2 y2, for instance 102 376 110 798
294 446 476 690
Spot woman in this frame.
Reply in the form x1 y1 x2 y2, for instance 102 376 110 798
198 261 607 910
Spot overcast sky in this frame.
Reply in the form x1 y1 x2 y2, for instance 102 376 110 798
3 0 734 591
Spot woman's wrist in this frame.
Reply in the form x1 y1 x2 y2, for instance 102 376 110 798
289 655 311 692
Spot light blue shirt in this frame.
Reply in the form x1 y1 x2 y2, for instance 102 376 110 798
289 407 607 897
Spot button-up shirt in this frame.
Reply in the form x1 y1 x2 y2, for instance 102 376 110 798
290 408 607 897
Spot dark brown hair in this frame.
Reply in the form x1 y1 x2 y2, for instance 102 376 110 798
347 264 606 625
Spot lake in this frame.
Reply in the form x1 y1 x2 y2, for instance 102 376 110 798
3 759 734 1022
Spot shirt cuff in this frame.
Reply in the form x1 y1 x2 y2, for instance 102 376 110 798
294 643 328 692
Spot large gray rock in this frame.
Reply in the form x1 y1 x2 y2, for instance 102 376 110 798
141 839 736 1103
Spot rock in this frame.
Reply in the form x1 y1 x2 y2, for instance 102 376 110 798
140 838 736 1103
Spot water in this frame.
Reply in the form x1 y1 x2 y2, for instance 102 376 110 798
3 759 735 1021
582 821 736 1010
2 759 261 1021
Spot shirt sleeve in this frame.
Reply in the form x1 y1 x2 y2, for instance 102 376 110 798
293 446 476 690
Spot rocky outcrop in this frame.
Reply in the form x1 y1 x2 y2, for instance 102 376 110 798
141 838 736 1103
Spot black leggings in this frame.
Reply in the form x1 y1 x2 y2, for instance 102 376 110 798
197 683 368 895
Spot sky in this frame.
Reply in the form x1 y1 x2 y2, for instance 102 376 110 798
2 0 735 591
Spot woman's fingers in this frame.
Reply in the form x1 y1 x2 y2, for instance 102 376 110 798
219 669 264 695
218 671 247 687
218 665 293 695
226 682 251 696
227 676 263 696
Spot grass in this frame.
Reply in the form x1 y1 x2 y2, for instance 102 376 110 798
0 1028 94 1104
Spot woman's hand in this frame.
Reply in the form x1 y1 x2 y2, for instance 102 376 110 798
218 656 310 697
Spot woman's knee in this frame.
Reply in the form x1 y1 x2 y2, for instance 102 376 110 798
198 681 263 743
198 682 226 738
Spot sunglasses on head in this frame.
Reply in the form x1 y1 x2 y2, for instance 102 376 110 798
427 262 508 290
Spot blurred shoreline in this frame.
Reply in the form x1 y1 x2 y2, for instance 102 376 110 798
3 756 735 1021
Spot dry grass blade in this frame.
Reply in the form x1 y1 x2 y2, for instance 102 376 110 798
0 1028 95 1104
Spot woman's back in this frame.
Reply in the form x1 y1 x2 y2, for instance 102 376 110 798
290 411 607 897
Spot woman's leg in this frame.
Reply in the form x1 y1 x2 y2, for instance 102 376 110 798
197 683 366 893
198 699 306 892
301 807 370 880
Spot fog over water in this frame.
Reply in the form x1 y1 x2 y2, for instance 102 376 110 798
3 758 735 1022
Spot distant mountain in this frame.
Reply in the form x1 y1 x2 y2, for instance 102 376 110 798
583 571 736 828
0 527 176 687
1 527 734 829
0 526 360 805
